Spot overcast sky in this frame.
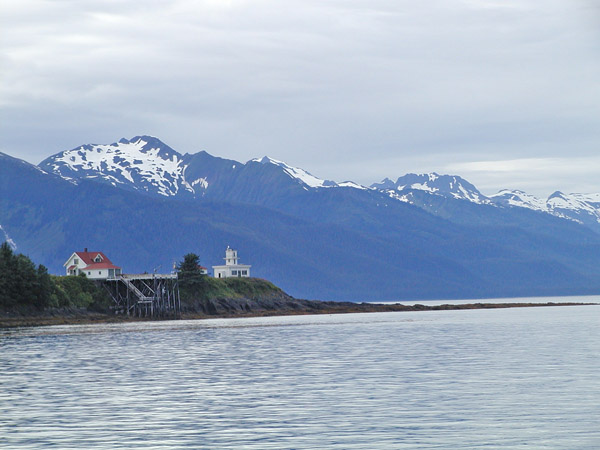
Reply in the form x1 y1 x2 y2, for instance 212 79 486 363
2 0 599 196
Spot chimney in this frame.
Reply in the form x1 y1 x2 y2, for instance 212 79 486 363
84 247 88 252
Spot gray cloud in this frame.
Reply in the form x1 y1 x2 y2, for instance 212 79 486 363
2 0 599 196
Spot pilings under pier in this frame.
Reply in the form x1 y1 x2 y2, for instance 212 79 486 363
101 273 181 318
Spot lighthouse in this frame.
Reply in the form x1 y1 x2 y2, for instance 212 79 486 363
213 246 252 278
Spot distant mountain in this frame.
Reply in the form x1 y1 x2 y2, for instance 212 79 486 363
372 173 490 205
490 190 600 230
39 136 193 197
7 151 429 301
39 136 365 200
5 137 600 301
40 136 600 234
369 172 600 234
490 189 551 212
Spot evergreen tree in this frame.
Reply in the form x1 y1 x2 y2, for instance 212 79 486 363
0 242 52 311
0 242 14 308
177 253 206 300
177 253 203 282
35 265 53 309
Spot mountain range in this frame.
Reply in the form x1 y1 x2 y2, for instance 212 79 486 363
3 135 600 301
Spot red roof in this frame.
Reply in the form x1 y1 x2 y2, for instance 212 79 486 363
75 251 121 270
84 262 121 270
68 265 76 271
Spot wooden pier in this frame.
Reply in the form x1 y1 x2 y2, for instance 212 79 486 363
102 273 181 318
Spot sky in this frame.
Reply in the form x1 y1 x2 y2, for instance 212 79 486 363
2 0 600 197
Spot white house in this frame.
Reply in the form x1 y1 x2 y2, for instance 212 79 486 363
212 247 251 278
64 249 122 280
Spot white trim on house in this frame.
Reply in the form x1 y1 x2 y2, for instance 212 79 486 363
64 252 86 276
63 251 122 280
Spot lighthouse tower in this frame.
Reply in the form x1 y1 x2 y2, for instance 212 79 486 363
225 247 238 265
213 246 251 278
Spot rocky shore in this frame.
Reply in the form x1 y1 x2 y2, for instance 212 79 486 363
1 295 595 328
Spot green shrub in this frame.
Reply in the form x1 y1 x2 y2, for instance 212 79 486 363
51 274 112 311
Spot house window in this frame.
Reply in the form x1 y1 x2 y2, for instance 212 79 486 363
88 272 91 275
74 258 79 264
99 271 102 275
94 255 103 263
242 270 247 275
232 270 238 275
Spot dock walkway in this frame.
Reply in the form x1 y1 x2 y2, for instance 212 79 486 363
102 273 181 317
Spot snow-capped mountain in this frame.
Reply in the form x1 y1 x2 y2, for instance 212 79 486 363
39 136 368 200
491 189 600 227
39 135 600 233
371 173 491 205
369 172 600 230
39 136 193 197
547 192 600 218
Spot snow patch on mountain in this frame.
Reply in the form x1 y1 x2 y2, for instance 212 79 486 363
383 190 412 204
190 177 209 190
338 181 368 190
490 190 600 225
252 156 343 189
253 156 328 188
489 190 550 212
0 225 17 250
252 156 367 191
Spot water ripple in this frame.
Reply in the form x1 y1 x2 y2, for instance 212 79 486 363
1 306 599 449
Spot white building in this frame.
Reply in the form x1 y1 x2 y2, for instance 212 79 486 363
212 247 251 278
64 249 122 280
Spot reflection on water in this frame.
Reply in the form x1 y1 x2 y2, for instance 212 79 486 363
1 304 599 449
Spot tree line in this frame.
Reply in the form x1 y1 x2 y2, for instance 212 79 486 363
0 246 265 315
0 242 110 313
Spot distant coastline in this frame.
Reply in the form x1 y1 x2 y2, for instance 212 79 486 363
1 300 596 329
1 244 597 329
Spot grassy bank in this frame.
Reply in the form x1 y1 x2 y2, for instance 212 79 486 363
182 276 286 302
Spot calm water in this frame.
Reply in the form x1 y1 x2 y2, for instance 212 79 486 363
1 301 599 449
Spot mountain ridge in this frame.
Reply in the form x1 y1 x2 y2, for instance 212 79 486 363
39 135 600 232
39 136 600 233
4 136 600 301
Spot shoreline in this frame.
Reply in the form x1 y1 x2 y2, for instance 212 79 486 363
0 301 596 329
